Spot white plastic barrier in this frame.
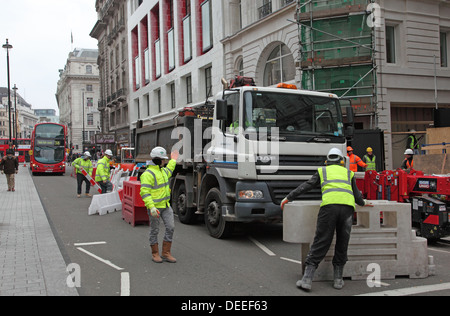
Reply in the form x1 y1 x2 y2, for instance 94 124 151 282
88 191 122 216
88 167 130 216
284 200 434 281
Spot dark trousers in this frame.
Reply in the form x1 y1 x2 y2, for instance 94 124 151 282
99 180 112 194
76 173 91 194
305 204 354 268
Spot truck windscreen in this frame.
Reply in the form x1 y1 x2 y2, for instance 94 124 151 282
243 91 344 137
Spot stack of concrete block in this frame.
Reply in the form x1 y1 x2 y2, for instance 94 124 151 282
283 200 434 281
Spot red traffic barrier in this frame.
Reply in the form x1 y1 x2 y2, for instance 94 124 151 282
122 180 149 227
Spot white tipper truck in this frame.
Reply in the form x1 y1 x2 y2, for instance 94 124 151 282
134 81 353 238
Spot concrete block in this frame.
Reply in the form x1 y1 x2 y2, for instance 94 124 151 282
283 200 433 281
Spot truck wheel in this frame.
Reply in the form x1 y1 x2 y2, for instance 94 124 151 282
205 188 234 239
173 183 196 224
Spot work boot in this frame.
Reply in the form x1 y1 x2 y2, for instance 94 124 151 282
85 193 92 197
333 265 345 290
151 244 163 263
296 265 316 292
161 241 177 263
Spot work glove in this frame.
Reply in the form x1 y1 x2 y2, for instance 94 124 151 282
363 199 374 207
281 198 290 211
150 207 160 218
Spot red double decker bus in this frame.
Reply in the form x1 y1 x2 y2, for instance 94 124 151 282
0 138 31 163
30 123 67 175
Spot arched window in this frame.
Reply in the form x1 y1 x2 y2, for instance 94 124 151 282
263 44 295 86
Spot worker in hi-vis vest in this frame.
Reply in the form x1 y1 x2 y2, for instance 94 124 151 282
72 151 93 198
281 148 371 292
362 147 377 171
95 149 113 194
140 146 178 264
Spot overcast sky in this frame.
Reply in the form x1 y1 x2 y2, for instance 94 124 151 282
0 0 99 114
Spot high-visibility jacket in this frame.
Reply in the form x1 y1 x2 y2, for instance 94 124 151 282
403 158 414 169
95 156 111 182
72 157 93 176
362 154 376 171
140 159 176 210
318 164 355 208
348 153 367 172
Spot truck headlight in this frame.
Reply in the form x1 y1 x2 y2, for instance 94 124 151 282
238 190 264 200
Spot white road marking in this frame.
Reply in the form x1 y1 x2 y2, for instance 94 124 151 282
74 241 107 247
77 247 124 271
280 257 302 265
249 237 276 256
121 272 130 296
357 282 450 296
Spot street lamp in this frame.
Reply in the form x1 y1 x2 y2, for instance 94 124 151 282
12 84 18 144
2 39 13 148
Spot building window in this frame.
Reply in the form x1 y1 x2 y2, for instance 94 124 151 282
86 84 93 92
165 0 176 73
157 90 162 113
258 0 272 19
87 97 93 107
186 75 192 104
205 66 212 98
201 0 213 53
86 65 93 74
182 0 192 63
141 16 149 85
87 114 93 126
263 44 295 86
151 5 161 80
135 55 141 89
132 26 139 90
440 32 448 68
386 25 396 64
170 83 176 109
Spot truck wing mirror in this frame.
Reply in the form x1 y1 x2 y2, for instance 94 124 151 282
346 106 354 125
216 99 228 121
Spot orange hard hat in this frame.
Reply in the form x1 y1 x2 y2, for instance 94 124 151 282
347 146 353 152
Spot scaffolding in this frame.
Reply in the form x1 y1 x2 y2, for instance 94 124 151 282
296 0 378 127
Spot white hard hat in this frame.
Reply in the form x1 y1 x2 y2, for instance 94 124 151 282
151 146 169 159
327 148 344 162
84 151 92 158
105 149 113 156
404 149 414 155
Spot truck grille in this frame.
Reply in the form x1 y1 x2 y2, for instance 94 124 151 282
266 180 322 205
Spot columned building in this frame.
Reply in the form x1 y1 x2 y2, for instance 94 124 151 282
56 49 101 154
90 0 130 155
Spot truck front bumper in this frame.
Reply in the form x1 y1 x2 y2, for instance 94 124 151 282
222 181 282 223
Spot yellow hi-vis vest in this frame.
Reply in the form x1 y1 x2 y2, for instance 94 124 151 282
140 159 176 210
95 156 111 182
318 164 355 208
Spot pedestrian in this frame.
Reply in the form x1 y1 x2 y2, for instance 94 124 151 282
140 146 178 263
72 151 94 198
401 148 414 172
347 146 367 172
281 148 370 292
0 149 19 192
362 147 377 171
95 149 113 194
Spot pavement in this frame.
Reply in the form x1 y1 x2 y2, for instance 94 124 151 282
0 164 78 296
